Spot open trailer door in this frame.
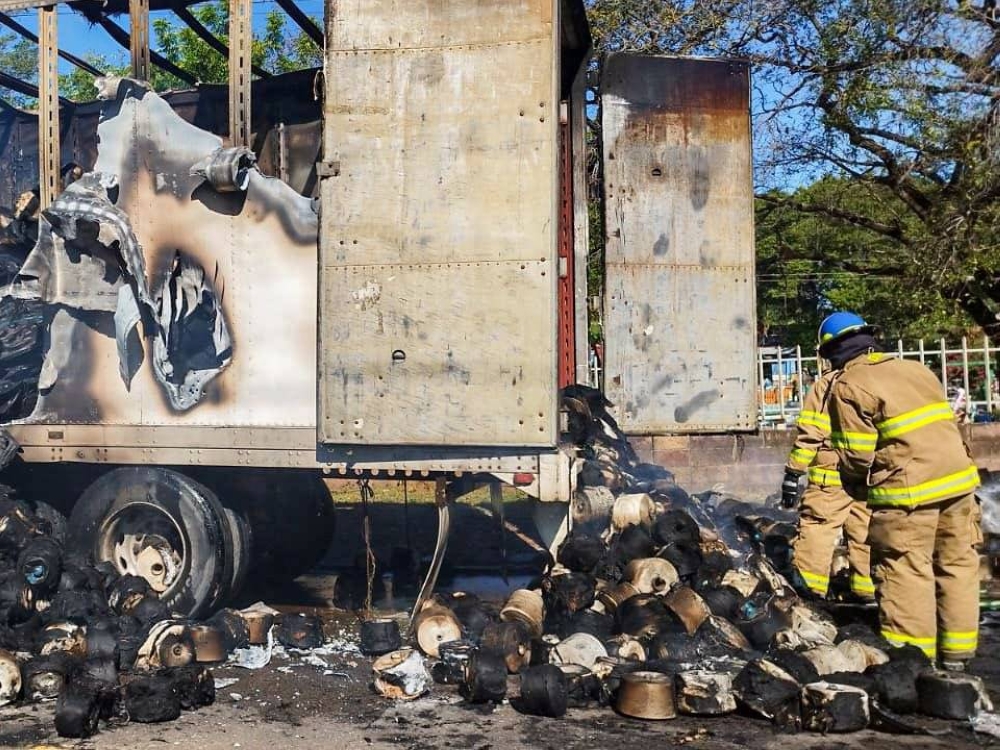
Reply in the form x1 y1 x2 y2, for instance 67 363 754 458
601 54 756 434
317 0 560 448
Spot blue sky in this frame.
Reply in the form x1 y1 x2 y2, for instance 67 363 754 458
3 0 323 76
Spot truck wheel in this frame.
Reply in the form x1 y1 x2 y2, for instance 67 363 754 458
222 506 252 600
68 468 233 618
245 473 336 581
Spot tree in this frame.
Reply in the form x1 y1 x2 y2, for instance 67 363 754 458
757 178 972 348
0 31 40 108
151 1 321 89
586 0 1000 338
0 2 322 105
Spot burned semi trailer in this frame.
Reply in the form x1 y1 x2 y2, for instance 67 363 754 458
0 0 755 616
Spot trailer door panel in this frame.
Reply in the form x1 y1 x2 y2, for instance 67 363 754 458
318 0 560 447
601 55 756 433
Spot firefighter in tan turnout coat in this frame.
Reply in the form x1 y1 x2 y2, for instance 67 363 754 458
818 312 982 668
782 371 873 600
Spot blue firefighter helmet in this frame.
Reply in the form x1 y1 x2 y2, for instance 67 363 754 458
817 311 876 347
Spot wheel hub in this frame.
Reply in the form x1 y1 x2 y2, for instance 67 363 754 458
99 503 185 594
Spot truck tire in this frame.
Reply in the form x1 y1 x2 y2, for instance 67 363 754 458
249 473 335 580
68 468 234 618
221 506 252 600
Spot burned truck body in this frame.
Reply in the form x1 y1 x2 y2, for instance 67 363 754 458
0 0 755 615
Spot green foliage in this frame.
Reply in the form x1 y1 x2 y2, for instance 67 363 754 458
60 55 129 102
0 31 39 108
757 178 974 348
149 1 321 89
0 2 323 105
584 0 1000 341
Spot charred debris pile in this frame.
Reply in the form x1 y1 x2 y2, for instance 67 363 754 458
369 385 994 733
0 488 327 739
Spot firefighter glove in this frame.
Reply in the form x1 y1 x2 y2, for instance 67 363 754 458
781 470 802 509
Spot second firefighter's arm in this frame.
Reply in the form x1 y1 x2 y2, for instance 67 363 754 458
785 381 830 474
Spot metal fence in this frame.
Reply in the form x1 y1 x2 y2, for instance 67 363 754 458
587 337 1000 429
759 337 1000 428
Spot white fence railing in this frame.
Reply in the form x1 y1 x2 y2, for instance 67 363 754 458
586 337 1000 429
759 337 1000 428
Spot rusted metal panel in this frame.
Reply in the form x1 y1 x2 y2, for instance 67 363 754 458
601 54 755 433
318 0 559 447
128 0 150 81
37 5 58 209
228 0 252 148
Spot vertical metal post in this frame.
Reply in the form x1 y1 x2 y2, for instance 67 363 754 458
229 0 252 148
962 336 971 414
278 121 289 184
918 338 925 366
757 348 767 426
940 338 948 390
985 334 993 417
776 346 786 423
897 339 904 358
129 0 150 81
37 4 59 210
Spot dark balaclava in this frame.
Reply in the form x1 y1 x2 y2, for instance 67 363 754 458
819 332 879 370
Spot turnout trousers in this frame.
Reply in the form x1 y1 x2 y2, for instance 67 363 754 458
792 483 873 597
867 492 982 661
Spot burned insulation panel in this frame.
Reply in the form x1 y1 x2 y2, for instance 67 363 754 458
3 78 318 428
601 55 756 434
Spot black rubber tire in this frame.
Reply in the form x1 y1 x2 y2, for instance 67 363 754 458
221 506 252 600
68 468 231 619
239 472 336 581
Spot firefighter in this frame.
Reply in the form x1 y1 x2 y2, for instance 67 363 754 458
820 311 982 669
781 370 873 600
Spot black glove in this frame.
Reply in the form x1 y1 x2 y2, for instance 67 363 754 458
781 470 802 509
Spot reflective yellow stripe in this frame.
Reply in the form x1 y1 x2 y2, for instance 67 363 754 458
882 629 937 657
797 569 829 594
868 466 980 507
808 467 841 486
877 402 954 439
850 574 875 595
940 630 978 652
830 431 878 451
798 410 831 430
790 447 817 465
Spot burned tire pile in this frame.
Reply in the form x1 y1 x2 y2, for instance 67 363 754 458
0 486 325 739
369 386 995 732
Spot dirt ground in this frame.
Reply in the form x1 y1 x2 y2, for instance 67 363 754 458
0 491 997 749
